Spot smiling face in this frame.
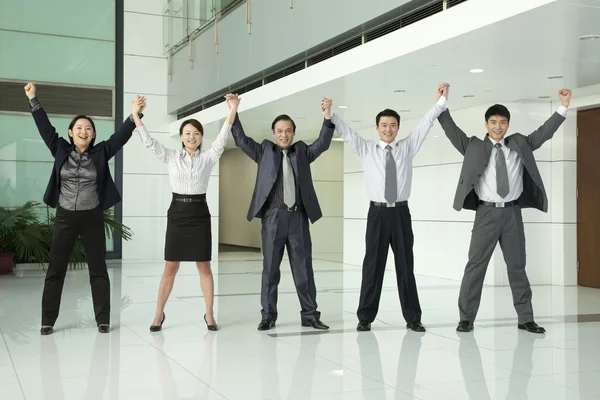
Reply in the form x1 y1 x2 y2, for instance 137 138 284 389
68 116 96 150
375 109 401 144
271 115 296 150
484 104 511 142
180 123 202 151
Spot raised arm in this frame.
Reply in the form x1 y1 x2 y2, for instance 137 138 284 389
204 94 238 164
438 109 469 156
104 96 146 160
24 83 66 157
133 102 178 165
306 98 335 163
526 89 570 151
404 83 449 157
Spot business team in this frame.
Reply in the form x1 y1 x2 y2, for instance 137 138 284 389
25 81 571 335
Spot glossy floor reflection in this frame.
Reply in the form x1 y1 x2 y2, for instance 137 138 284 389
1 252 600 399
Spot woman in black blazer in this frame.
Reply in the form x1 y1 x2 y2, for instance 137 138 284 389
24 82 144 335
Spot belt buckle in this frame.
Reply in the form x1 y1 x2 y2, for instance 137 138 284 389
183 198 192 203
287 205 297 211
495 202 505 208
386 202 395 208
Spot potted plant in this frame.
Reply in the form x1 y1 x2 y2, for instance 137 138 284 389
0 201 49 274
0 201 132 272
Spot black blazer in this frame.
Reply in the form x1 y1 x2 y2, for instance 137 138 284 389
438 110 566 212
232 114 335 223
31 104 136 211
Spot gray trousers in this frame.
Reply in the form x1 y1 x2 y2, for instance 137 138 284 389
459 204 534 324
260 208 320 322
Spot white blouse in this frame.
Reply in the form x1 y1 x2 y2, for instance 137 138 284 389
135 122 231 195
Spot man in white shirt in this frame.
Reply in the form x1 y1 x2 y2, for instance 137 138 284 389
332 83 450 332
438 89 572 334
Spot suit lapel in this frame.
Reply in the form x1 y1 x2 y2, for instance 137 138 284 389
483 135 493 160
289 145 299 178
504 135 524 159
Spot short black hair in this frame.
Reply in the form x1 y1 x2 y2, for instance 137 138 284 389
271 114 296 132
179 119 204 150
376 109 400 126
485 104 511 123
68 115 97 147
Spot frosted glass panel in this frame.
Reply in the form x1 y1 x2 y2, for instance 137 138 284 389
0 0 114 41
0 31 115 86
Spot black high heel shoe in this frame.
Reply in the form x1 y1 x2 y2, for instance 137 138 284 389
204 314 218 331
150 313 165 332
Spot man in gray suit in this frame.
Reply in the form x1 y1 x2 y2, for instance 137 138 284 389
438 88 572 334
230 97 334 331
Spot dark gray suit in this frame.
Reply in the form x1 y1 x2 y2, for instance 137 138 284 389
231 114 334 322
438 110 566 324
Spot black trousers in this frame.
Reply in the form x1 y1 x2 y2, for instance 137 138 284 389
357 204 422 323
41 206 110 326
260 208 320 322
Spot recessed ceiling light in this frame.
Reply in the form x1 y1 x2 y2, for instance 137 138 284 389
484 89 493 92
426 64 436 68
295 116 306 119
398 109 411 112
547 75 563 79
538 96 550 99
338 105 349 109
332 137 344 142
394 89 406 93
470 68 484 73
579 34 600 41
463 95 475 98
351 120 362 123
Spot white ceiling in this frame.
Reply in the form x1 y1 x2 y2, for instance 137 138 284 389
190 0 600 148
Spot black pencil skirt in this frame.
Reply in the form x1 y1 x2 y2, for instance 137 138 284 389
165 193 212 262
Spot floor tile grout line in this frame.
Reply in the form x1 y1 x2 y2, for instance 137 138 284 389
120 323 230 400
0 327 28 400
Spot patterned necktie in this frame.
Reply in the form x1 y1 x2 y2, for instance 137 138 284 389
495 143 509 198
282 150 295 207
385 145 397 204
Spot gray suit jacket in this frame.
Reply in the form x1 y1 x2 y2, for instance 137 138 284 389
232 114 335 223
438 110 566 212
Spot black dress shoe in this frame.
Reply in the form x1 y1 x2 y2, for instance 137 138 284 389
204 314 218 331
518 321 545 334
301 320 329 330
456 320 474 332
150 312 166 332
406 321 426 332
356 321 371 332
258 318 276 331
98 325 110 333
40 327 54 336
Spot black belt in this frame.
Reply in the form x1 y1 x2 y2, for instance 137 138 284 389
370 201 408 208
273 204 303 212
479 200 518 208
174 197 206 203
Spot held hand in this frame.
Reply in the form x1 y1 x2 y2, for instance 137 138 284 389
131 95 146 114
224 93 240 110
24 82 36 100
559 89 571 107
436 82 450 102
321 98 332 119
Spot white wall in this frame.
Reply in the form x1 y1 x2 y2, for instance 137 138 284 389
218 141 344 261
343 101 577 286
121 0 219 261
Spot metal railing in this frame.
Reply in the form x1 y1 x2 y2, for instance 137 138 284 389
163 0 243 55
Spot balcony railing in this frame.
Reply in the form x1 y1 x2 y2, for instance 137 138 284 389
163 0 243 54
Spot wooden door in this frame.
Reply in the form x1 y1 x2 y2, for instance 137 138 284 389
577 107 600 288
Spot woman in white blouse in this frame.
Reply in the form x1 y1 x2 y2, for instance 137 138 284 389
134 94 240 332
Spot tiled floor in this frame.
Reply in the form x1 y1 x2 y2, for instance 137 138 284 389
1 252 600 399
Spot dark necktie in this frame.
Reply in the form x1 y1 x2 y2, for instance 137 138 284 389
495 143 509 198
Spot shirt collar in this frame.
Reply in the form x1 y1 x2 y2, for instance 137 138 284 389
378 140 396 149
180 148 200 158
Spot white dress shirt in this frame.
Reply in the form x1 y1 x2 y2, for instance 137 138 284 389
331 96 448 203
135 123 231 195
477 105 568 203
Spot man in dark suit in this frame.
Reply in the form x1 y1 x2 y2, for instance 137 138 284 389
229 95 334 330
438 88 572 334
